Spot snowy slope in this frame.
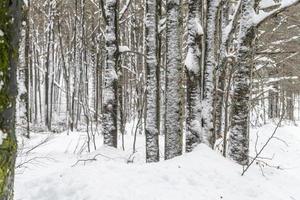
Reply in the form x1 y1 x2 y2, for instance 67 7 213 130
15 123 300 200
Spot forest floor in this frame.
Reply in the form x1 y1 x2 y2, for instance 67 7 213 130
14 120 300 200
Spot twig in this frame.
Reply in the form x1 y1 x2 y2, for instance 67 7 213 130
132 89 147 154
71 153 113 167
120 50 147 58
127 152 136 164
242 114 284 176
254 131 259 155
16 156 56 169
249 156 284 170
273 136 289 147
24 136 51 155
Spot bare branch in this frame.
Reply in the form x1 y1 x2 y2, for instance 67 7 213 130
242 113 285 176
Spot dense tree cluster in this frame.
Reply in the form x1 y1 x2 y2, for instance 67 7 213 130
0 0 299 198
16 0 300 163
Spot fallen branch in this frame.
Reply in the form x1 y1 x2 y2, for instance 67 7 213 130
24 136 51 155
71 153 114 167
16 156 56 169
71 150 140 167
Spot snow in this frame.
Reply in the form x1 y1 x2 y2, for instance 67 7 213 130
222 0 241 46
0 130 6 145
253 0 300 26
259 0 278 9
185 48 199 73
15 122 300 200
288 25 297 29
272 36 300 45
23 0 29 7
158 18 166 33
195 19 204 36
257 56 274 63
0 72 3 91
119 45 130 53
252 76 298 84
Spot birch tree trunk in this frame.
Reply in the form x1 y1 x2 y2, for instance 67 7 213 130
0 0 21 199
145 0 160 162
103 0 119 148
165 0 183 160
202 0 219 148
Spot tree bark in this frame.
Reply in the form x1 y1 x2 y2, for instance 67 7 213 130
103 0 119 148
0 0 21 199
228 0 255 165
202 0 219 148
185 0 202 152
165 0 183 160
145 0 160 162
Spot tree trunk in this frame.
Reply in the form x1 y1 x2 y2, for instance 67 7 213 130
103 0 119 148
0 0 21 199
185 0 202 152
165 0 183 160
202 0 219 148
228 0 255 165
145 0 160 162
23 0 31 138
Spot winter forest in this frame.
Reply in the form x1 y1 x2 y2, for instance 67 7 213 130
1 0 300 199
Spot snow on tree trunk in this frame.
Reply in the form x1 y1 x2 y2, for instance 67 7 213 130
185 0 202 153
214 68 225 140
214 0 230 140
165 0 183 160
0 0 21 199
103 0 119 148
228 0 255 165
145 0 160 162
17 0 31 138
202 0 219 148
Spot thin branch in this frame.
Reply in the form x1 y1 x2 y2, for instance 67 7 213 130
254 0 300 27
71 153 113 167
24 136 51 155
242 113 284 176
16 156 56 169
256 51 297 55
119 0 132 21
120 50 147 58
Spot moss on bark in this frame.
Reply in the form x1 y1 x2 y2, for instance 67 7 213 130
0 0 19 199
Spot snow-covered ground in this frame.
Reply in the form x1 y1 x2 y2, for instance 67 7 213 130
15 122 300 200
